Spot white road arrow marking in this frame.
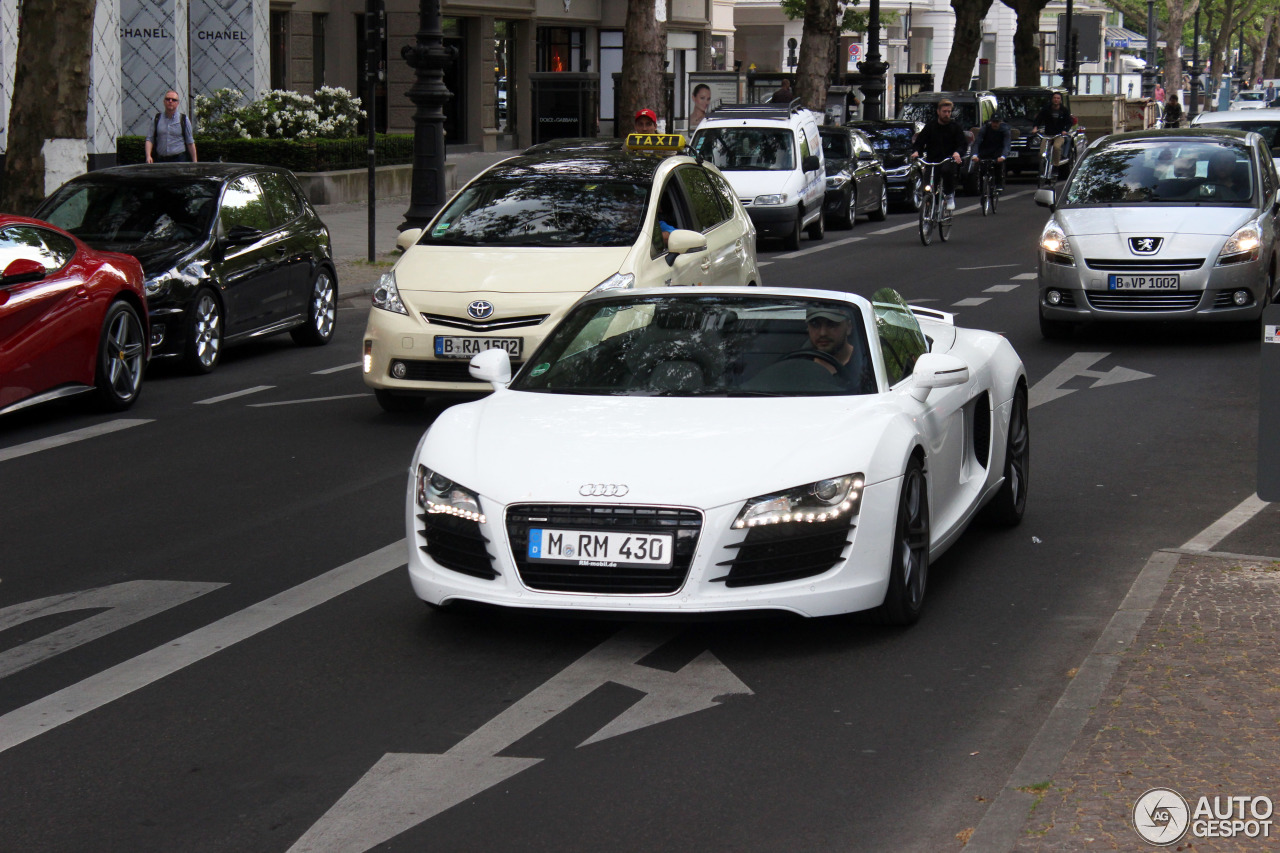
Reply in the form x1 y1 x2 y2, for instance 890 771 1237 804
289 625 752 853
1029 352 1154 409
0 580 225 679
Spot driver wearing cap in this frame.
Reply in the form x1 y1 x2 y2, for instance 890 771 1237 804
806 305 856 372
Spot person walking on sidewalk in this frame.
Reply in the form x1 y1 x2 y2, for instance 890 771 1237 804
145 90 197 164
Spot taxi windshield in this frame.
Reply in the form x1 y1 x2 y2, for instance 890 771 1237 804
513 294 876 397
1063 140 1255 206
422 177 650 247
690 128 796 171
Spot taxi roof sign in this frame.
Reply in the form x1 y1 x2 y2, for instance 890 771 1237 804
625 133 687 153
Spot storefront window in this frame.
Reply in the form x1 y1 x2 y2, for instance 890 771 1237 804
538 27 585 72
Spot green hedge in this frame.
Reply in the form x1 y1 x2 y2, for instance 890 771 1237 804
115 134 416 172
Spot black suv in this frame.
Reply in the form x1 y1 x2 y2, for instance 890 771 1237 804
990 87 1089 177
897 90 997 193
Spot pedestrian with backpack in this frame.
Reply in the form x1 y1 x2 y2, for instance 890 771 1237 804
145 90 198 163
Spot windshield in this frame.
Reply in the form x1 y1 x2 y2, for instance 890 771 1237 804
39 181 218 245
1063 140 1255 206
512 294 876 397
995 93 1052 122
690 128 796 172
1237 92 1266 102
899 102 978 130
862 126 915 149
1198 120 1280 157
422 178 649 247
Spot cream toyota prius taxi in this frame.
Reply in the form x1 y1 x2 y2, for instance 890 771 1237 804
362 136 762 411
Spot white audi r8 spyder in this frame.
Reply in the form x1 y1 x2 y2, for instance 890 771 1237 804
405 287 1028 624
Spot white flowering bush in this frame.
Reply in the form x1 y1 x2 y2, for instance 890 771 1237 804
194 87 364 140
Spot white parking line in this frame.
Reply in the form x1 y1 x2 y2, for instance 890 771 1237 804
958 264 1020 271
985 284 1020 293
313 362 362 375
195 386 275 405
772 235 866 260
1012 272 1037 280
247 393 372 407
952 297 990 307
0 419 153 464
1181 493 1270 551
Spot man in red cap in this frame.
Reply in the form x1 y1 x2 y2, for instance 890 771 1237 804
634 108 658 134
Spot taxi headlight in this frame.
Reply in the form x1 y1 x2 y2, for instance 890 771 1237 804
415 465 486 523
825 174 850 189
1218 222 1262 265
589 272 635 294
754 193 788 206
372 270 409 315
733 474 864 529
1039 220 1073 258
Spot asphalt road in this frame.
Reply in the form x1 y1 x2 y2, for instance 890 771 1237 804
0 184 1264 852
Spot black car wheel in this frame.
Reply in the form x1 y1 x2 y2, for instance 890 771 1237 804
841 188 858 229
875 456 929 626
783 212 802 251
806 206 825 241
94 300 146 411
184 289 223 374
291 267 337 346
980 384 1029 525
907 176 923 213
869 184 888 222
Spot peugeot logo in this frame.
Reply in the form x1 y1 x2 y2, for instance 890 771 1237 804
467 300 495 319
579 483 629 497
1129 237 1163 255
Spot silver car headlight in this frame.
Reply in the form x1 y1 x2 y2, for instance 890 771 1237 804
589 272 635 294
885 165 911 177
1218 221 1262 265
144 270 174 298
733 474 864 529
372 270 409 315
825 174 850 189
415 465 486 523
753 193 788 206
1039 220 1073 259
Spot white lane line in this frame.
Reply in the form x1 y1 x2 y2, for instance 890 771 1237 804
772 235 866 260
958 264 1020 271
1181 493 1270 552
0 419 153 464
195 386 275 405
1012 273 1037 280
866 188 1034 236
985 284 1020 293
952 297 990 307
758 261 773 267
313 362 362 375
248 393 372 407
0 541 407 755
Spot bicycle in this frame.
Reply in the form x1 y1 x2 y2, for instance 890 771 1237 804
917 159 954 246
976 158 1002 216
1036 132 1072 189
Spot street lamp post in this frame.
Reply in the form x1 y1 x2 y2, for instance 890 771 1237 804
856 0 889 120
1140 0 1156 99
1060 0 1075 93
400 0 455 232
1188 8 1201 120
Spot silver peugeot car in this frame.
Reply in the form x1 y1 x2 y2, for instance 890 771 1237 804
1034 129 1279 338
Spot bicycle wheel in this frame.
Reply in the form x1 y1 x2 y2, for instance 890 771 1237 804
939 204 952 243
980 173 991 216
918 192 934 246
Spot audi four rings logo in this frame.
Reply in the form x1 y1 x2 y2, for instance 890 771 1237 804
1129 237 1163 254
579 484 629 497
467 300 495 319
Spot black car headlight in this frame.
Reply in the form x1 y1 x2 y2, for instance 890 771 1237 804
825 174 850 189
416 465 486 523
733 474 864 529
144 270 174 298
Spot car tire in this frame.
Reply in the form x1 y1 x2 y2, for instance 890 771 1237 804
907 176 923 213
840 188 857 229
980 384 1029 526
869 184 888 222
93 300 146 412
1038 310 1074 340
291 266 337 346
184 289 223 374
806 206 825 241
874 456 929 626
375 388 427 413
783 213 802 251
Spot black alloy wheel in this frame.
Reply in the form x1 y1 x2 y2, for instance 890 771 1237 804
869 183 888 222
841 187 857 229
875 457 930 625
94 300 146 411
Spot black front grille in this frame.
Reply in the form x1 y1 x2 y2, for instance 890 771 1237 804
1084 258 1205 271
392 359 523 382
713 517 854 588
421 313 549 332
418 512 497 579
507 504 702 594
1085 291 1203 311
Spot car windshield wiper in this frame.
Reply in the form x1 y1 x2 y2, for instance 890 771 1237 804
422 235 479 246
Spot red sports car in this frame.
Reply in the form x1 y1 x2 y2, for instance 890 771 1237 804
0 214 148 416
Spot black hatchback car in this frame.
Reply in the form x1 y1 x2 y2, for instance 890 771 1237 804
35 164 337 373
818 125 889 227
848 119 923 211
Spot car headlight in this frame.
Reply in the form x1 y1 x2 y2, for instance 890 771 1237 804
1039 220 1073 258
589 272 635 294
733 474 864 529
825 174 850 189
144 271 173 298
885 164 911 177
753 193 788 206
372 270 409 315
415 465 486 523
1218 221 1262 265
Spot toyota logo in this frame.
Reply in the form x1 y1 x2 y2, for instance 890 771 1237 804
468 300 495 319
579 483 629 497
1129 237 1163 255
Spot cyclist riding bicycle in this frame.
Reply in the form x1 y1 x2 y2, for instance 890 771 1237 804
1031 92 1076 171
971 113 1011 191
911 98 967 211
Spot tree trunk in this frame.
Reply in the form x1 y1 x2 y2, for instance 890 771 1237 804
0 0 94 213
619 0 667 134
942 0 995 90
796 0 840 110
1162 0 1201 96
1001 0 1051 86
1267 17 1280 78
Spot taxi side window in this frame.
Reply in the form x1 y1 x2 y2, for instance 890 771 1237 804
705 170 739 217
0 225 75 274
676 167 728 232
871 287 928 387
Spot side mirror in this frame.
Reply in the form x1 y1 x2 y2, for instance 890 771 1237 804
802 154 821 172
396 228 424 252
469 348 512 387
224 224 262 244
1 258 47 285
1034 188 1057 210
666 229 707 257
909 352 969 402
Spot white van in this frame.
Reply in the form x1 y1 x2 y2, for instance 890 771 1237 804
690 102 826 250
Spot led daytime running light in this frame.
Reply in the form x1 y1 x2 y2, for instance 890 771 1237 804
733 475 864 529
